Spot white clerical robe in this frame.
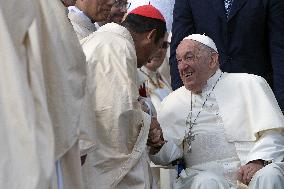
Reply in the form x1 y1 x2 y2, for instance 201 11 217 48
81 23 153 189
0 1 54 188
68 6 98 40
32 1 88 188
151 69 284 189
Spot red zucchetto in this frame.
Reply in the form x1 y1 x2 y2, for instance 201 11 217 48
128 5 165 22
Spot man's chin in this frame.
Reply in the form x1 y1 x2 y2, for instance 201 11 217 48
184 83 200 93
184 85 192 91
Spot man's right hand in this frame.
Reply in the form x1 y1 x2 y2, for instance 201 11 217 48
237 160 264 185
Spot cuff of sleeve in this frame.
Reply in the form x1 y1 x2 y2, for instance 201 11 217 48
149 140 182 166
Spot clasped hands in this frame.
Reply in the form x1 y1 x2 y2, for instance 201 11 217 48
237 159 264 185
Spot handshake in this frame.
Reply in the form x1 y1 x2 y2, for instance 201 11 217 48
138 97 166 154
147 117 166 155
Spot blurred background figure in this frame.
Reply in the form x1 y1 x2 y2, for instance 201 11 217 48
158 32 172 86
68 0 115 40
97 0 129 26
138 33 172 113
107 0 129 23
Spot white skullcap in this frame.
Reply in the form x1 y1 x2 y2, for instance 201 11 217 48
183 34 218 52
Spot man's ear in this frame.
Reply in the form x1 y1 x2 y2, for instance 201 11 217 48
209 52 219 69
146 29 157 42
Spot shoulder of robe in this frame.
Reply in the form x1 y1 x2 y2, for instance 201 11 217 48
160 86 187 108
221 72 268 88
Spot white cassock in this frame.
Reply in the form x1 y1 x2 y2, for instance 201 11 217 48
151 69 284 189
68 6 98 40
0 1 54 188
31 0 88 188
81 23 153 189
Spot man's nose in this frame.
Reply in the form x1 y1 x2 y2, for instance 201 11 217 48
179 59 190 67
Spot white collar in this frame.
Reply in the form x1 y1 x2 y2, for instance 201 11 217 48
203 69 222 92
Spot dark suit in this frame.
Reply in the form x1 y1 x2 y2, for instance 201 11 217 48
170 0 284 110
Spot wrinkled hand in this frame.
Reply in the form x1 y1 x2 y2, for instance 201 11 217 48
237 160 264 185
147 117 166 154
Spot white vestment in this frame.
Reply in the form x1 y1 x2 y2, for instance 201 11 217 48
68 6 98 40
0 1 54 188
151 69 284 189
31 1 88 188
81 23 153 189
1 1 90 188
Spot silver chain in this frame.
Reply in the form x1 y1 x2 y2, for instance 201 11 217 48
184 73 223 152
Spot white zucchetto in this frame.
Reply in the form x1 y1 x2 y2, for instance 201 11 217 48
184 34 218 52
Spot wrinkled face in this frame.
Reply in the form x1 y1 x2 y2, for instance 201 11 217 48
176 40 214 93
107 0 128 23
83 0 115 22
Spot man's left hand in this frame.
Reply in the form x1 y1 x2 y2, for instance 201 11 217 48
237 160 264 185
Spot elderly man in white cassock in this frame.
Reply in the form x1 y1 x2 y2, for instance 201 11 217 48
150 34 284 189
81 4 166 189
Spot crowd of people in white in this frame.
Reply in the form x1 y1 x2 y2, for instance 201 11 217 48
1 0 283 189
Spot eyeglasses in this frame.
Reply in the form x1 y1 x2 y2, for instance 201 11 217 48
114 1 131 9
161 41 170 49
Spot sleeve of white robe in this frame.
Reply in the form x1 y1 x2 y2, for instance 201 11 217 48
246 129 284 163
150 140 183 165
